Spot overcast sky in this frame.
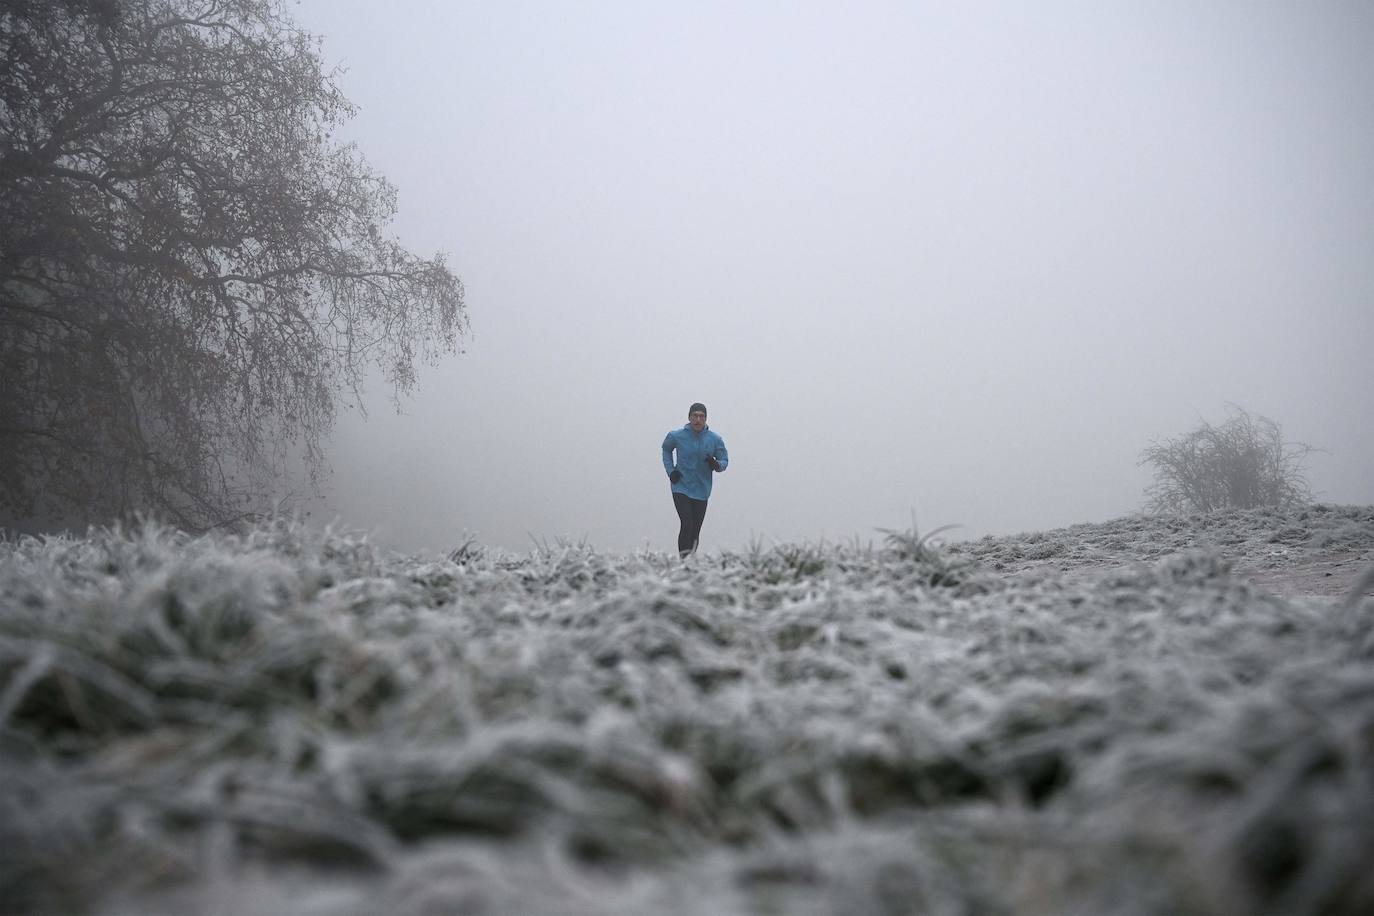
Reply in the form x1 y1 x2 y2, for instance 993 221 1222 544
288 0 1373 555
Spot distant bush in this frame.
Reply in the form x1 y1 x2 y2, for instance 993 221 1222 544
1141 405 1315 514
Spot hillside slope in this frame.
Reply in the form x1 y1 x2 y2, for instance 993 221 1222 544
947 503 1374 598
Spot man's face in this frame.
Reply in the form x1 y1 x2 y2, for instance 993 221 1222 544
689 410 706 432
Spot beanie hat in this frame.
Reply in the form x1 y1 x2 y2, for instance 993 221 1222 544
688 402 707 417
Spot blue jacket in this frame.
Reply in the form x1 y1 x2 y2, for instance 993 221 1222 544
662 424 728 500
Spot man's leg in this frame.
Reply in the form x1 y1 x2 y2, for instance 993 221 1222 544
688 498 709 554
673 492 695 557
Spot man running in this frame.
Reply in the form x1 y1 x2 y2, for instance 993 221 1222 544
662 402 729 557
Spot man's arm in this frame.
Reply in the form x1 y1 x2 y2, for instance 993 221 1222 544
662 433 677 477
710 437 729 472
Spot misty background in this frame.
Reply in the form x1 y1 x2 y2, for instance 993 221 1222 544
287 1 1373 555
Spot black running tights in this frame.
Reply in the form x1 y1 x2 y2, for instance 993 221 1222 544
672 492 709 557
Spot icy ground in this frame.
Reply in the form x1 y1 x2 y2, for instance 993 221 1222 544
2 504 1372 915
946 503 1374 597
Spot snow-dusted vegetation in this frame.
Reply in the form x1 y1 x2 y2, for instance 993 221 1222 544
3 506 1373 915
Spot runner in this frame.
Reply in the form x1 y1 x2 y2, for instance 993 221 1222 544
661 402 729 557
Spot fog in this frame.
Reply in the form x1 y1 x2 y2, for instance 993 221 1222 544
288 1 1373 555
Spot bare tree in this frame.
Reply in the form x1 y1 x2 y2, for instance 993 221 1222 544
1140 405 1315 514
1 0 467 531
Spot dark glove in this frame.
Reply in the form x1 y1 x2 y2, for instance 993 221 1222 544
705 456 720 471
669 469 682 483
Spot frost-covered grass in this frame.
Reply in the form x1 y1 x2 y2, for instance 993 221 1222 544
2 508 1374 915
946 503 1374 578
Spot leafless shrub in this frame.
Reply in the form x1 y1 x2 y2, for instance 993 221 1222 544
1141 405 1316 514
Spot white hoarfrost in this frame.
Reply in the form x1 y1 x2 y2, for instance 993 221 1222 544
1 505 1372 915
